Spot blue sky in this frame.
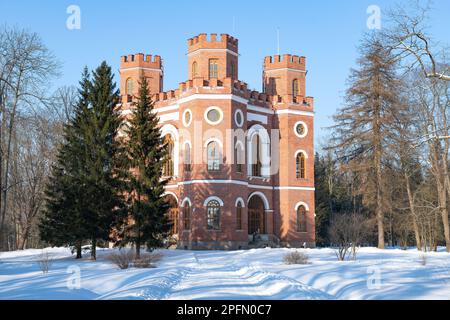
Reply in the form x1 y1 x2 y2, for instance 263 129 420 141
1 0 449 147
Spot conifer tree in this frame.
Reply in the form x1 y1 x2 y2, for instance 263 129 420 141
40 68 92 259
314 152 332 246
116 76 171 258
82 62 122 260
41 63 123 260
329 38 404 249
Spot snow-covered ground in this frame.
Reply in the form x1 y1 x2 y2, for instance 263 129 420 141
0 247 449 300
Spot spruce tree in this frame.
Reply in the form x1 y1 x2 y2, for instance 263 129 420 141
116 76 170 258
82 61 122 260
40 68 92 259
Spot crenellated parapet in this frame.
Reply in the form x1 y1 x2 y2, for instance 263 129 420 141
188 33 238 54
264 54 305 71
120 53 162 69
118 36 312 109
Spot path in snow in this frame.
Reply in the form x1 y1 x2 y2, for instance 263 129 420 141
165 252 334 300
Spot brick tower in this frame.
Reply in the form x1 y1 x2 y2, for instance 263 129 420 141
119 53 163 104
187 33 238 81
264 55 315 247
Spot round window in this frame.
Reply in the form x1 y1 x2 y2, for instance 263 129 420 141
185 111 191 124
183 109 192 127
204 107 223 125
207 109 220 122
296 123 305 135
235 109 244 127
294 121 308 138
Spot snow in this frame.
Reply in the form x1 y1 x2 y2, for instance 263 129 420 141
0 247 449 300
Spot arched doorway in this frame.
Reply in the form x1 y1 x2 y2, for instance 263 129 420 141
248 195 265 234
164 194 178 235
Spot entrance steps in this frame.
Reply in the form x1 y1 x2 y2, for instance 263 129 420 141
248 234 281 249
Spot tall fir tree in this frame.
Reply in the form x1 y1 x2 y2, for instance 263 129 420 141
116 76 171 258
40 68 92 259
82 61 123 260
329 38 403 249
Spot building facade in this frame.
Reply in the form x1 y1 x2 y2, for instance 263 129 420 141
118 33 315 249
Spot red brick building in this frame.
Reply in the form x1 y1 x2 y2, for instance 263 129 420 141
118 33 315 249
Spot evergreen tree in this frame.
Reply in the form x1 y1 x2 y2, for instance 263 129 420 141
82 62 123 260
314 152 331 246
41 63 123 260
329 38 403 249
40 68 92 259
116 76 170 258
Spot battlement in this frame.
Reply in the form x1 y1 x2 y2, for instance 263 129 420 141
187 33 238 53
120 53 162 69
264 54 305 70
120 74 312 111
132 77 272 108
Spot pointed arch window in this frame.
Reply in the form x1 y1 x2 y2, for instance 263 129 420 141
292 79 299 97
230 61 236 78
163 135 174 177
192 61 198 78
183 203 191 230
209 59 218 78
251 135 262 177
297 205 307 232
184 143 191 172
207 141 220 171
235 138 244 173
207 200 220 230
126 78 134 96
296 152 306 179
236 201 243 230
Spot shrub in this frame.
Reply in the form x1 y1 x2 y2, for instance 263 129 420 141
283 250 309 265
328 213 368 261
37 251 53 274
107 250 163 269
133 252 163 268
107 250 135 269
419 254 427 266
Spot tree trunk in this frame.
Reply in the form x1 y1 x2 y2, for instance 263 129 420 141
76 241 82 259
404 173 422 250
17 227 30 250
136 238 141 260
436 177 450 252
91 238 97 260
135 197 141 259
374 123 384 249
0 101 7 250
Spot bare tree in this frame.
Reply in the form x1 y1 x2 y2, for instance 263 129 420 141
9 115 58 249
383 0 450 82
0 26 59 249
48 86 77 125
389 91 424 250
410 73 450 252
414 181 442 252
